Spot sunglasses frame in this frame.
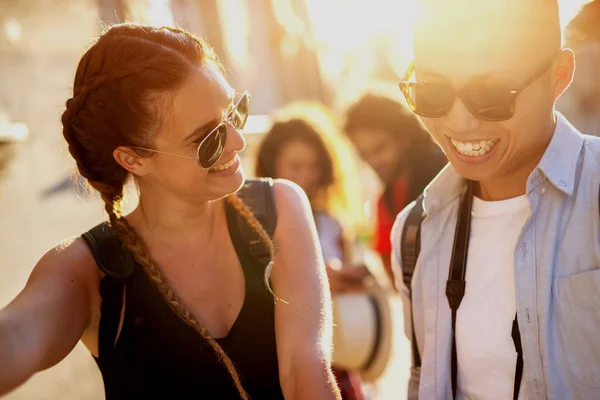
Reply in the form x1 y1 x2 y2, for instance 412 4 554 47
398 55 556 121
131 91 250 169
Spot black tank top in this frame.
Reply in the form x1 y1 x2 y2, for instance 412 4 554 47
83 197 283 399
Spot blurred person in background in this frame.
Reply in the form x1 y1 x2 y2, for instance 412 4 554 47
557 0 600 136
343 94 445 283
0 23 341 400
393 0 600 398
255 103 368 400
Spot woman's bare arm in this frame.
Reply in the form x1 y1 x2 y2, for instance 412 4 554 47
0 238 98 395
270 179 341 400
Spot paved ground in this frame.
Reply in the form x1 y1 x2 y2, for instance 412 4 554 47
0 133 410 399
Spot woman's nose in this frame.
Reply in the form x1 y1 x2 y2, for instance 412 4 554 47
226 124 246 153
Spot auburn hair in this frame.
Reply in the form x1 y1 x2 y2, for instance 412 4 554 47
61 23 274 399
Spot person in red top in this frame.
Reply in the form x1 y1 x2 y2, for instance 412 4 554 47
344 93 446 282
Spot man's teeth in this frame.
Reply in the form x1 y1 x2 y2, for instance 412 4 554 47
210 156 237 171
450 138 499 157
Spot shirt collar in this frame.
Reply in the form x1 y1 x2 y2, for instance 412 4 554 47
534 112 585 196
423 163 464 214
423 112 585 212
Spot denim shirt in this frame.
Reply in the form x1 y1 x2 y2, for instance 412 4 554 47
391 114 600 400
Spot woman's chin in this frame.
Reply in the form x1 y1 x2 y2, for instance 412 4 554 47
211 167 246 199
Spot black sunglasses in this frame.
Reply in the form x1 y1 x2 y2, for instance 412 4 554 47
132 91 250 169
398 56 555 121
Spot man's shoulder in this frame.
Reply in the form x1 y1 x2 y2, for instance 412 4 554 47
391 198 423 264
390 199 420 288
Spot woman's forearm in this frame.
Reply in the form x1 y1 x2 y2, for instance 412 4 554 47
281 356 341 400
0 314 36 396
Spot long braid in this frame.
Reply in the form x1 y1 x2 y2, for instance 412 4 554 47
226 194 278 296
101 192 249 400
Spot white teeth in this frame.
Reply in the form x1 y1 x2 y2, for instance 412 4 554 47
450 138 498 157
210 156 237 171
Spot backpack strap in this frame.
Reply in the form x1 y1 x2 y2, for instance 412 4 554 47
400 194 425 368
82 222 136 279
229 178 277 267
81 222 135 358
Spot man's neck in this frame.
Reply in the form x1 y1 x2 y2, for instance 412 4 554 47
475 172 530 201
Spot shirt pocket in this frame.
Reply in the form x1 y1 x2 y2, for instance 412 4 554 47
554 268 600 387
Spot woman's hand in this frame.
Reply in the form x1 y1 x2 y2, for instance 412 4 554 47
270 179 342 400
325 260 370 294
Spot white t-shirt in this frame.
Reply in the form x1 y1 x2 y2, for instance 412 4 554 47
456 195 530 400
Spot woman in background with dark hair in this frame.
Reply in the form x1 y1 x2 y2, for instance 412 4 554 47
255 103 367 399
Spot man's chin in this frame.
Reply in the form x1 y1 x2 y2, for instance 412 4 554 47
451 162 496 184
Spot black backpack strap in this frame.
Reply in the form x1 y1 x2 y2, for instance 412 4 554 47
228 178 277 267
81 222 135 358
400 194 425 368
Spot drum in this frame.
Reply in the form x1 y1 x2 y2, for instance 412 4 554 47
331 276 394 382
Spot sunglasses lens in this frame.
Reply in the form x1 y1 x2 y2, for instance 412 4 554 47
405 83 454 117
231 93 250 130
463 86 518 121
198 124 226 169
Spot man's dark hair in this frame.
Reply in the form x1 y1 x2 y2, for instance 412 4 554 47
343 93 434 151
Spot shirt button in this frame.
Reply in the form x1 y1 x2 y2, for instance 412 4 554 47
541 187 546 194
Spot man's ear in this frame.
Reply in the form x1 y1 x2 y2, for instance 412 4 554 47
113 146 152 176
552 48 576 101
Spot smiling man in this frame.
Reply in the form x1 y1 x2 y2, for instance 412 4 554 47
391 0 600 399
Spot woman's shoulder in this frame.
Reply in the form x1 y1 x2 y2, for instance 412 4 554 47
272 179 310 212
271 179 313 235
33 236 100 288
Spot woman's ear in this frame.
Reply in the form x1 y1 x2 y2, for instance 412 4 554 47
113 146 152 176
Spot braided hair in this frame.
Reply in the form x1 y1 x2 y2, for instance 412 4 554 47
61 23 275 399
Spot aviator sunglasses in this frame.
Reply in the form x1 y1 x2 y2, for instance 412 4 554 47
132 91 250 169
398 55 555 121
